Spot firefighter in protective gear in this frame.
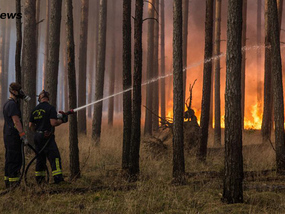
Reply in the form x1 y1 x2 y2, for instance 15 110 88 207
29 90 68 184
2 82 29 188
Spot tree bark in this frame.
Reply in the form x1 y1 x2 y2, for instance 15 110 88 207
241 0 247 130
222 0 243 204
182 0 189 106
122 0 132 170
129 0 144 179
78 0 89 134
269 0 285 174
257 0 262 114
45 0 62 106
43 0 50 89
22 0 37 147
66 0 80 179
277 0 283 31
198 0 214 161
172 0 185 184
15 0 22 84
2 18 10 108
108 1 117 126
144 0 154 135
160 0 166 119
214 0 221 147
92 0 108 144
262 0 273 144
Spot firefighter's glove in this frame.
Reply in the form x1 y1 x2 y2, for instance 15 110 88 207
19 132 28 145
61 114 68 123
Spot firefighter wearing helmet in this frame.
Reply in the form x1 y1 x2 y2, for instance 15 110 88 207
29 90 68 184
2 82 30 188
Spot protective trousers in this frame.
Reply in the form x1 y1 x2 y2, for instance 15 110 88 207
3 134 22 188
34 132 64 184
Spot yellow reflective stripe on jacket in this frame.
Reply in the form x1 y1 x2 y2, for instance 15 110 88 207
52 170 62 176
9 177 20 182
4 176 8 181
35 171 46 177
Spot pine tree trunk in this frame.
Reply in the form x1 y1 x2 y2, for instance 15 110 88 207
198 0 214 161
241 0 247 130
172 0 185 184
144 0 154 135
78 0 89 134
257 0 262 114
22 0 37 147
92 0 108 144
182 0 189 105
278 0 283 31
108 1 117 126
152 0 159 130
43 0 50 89
122 0 132 170
129 0 143 179
222 0 243 204
45 0 62 106
66 0 80 179
262 0 273 144
269 0 285 174
214 0 221 147
15 0 22 84
160 0 166 119
3 18 10 106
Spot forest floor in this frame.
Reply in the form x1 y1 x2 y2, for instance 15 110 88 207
0 122 284 214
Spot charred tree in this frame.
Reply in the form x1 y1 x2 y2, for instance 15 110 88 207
214 0 221 147
222 0 243 204
144 0 155 135
152 0 159 130
160 0 166 119
78 0 89 134
15 0 22 84
108 1 117 126
269 0 285 174
66 0 80 179
257 0 262 113
92 0 108 144
198 0 214 161
45 0 62 106
182 0 189 105
262 0 273 144
241 0 247 130
129 0 143 179
122 0 132 170
22 0 37 146
172 0 185 184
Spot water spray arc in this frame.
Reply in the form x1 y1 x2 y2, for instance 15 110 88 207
62 44 273 117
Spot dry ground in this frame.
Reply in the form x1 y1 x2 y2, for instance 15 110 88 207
0 121 284 214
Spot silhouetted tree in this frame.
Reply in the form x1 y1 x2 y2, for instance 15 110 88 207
45 0 62 106
22 0 37 146
129 0 144 179
152 0 159 130
222 0 243 204
182 0 189 105
108 1 117 126
78 0 89 134
43 0 50 89
144 0 154 135
15 0 22 84
214 0 221 147
172 0 185 184
269 0 285 174
160 0 166 119
122 0 132 170
66 0 80 179
198 0 214 161
92 0 108 144
257 0 262 113
241 0 247 129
